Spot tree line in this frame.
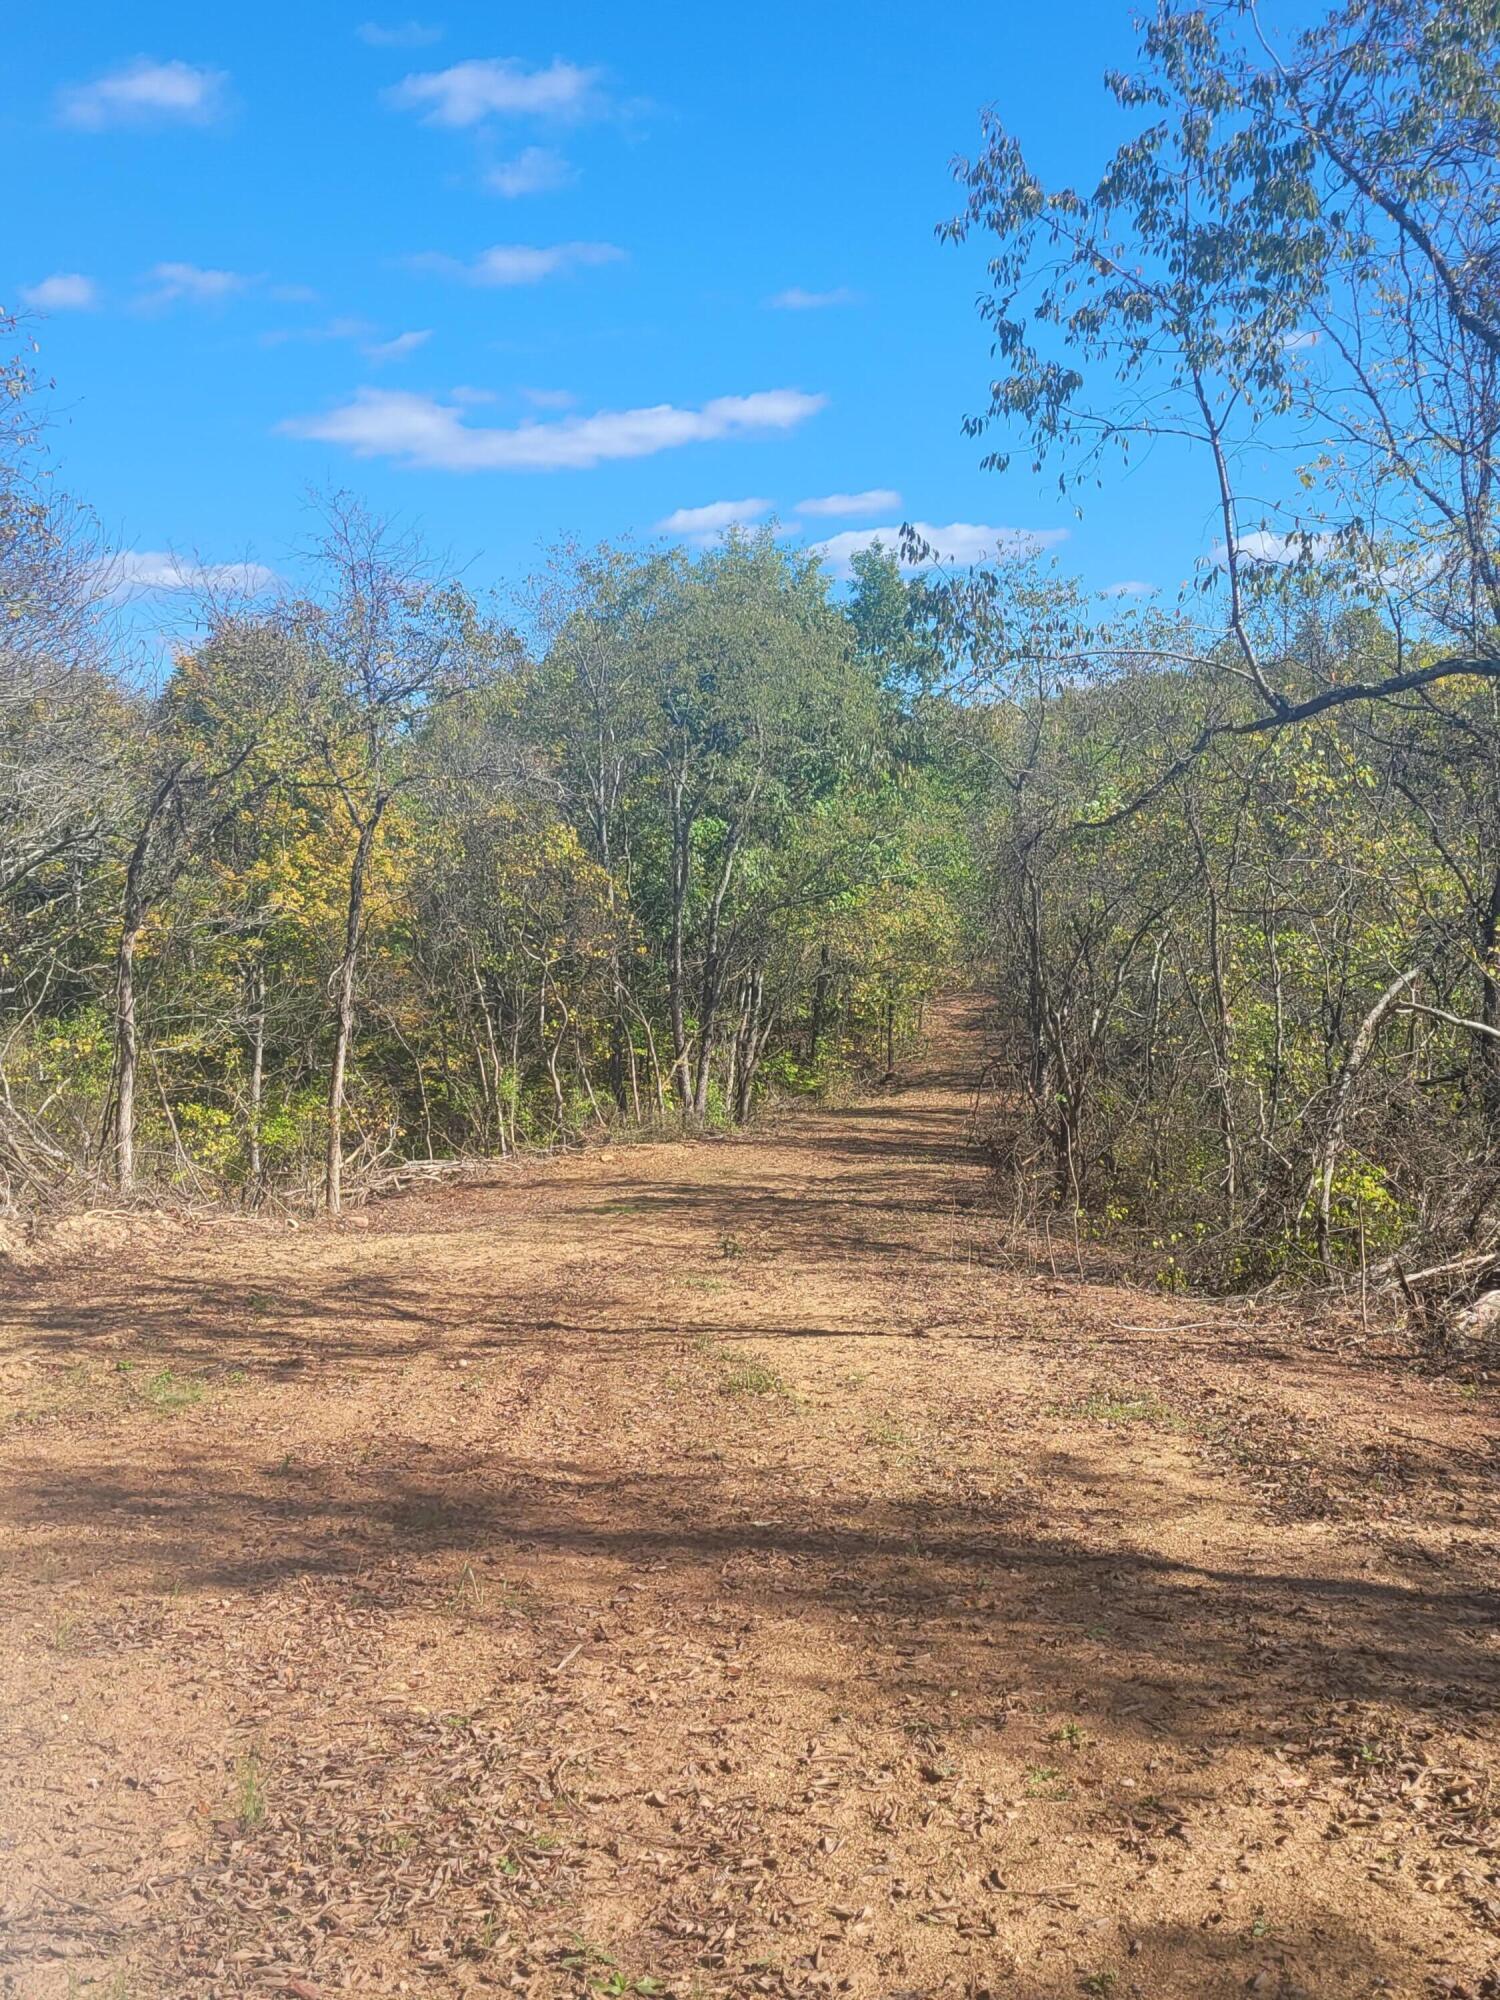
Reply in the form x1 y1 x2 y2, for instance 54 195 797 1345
936 0 1500 1300
0 457 969 1212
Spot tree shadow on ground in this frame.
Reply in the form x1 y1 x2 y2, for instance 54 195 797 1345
13 1449 1496 1746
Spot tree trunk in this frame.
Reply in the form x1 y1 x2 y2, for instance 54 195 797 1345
114 922 141 1194
1478 863 1500 1139
325 811 380 1215
808 941 832 1061
691 814 747 1121
666 769 692 1112
247 960 266 1194
1315 965 1424 1273
112 797 166 1195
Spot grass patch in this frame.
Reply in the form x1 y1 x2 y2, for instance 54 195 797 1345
234 1746 267 1829
1062 1388 1189 1430
866 1414 908 1448
721 1356 790 1398
142 1367 204 1415
694 1338 798 1403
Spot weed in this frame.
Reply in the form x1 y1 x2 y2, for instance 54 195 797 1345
447 1561 486 1614
866 1415 907 1448
52 1612 80 1653
1079 1976 1116 1997
560 1934 615 1975
718 1232 743 1259
1070 1389 1185 1429
1048 1720 1095 1750
1023 1763 1071 1801
143 1368 203 1415
234 1746 267 1829
721 1357 789 1398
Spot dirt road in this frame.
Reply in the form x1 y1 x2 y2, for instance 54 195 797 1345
2 999 1497 1998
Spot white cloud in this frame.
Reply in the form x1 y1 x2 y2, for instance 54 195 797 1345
657 497 772 543
387 57 600 127
282 386 825 473
364 328 432 363
767 286 860 311
811 521 1067 578
138 261 250 309
1278 328 1321 354
357 20 444 47
796 488 899 517
1102 579 1156 598
58 58 227 131
484 145 575 197
522 386 576 409
1212 529 1335 567
413 241 623 286
100 550 276 598
21 273 99 311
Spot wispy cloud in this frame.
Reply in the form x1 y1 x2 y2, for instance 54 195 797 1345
387 57 601 127
58 58 228 131
796 488 899 517
100 550 276 598
812 521 1067 578
138 261 251 309
365 328 433 363
767 286 861 311
521 386 576 410
1278 328 1321 354
21 273 99 311
260 315 374 348
282 386 825 473
484 145 575 197
1102 579 1156 598
657 498 773 544
357 20 444 48
412 241 623 286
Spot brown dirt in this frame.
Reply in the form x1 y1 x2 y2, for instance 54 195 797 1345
2 997 1498 2000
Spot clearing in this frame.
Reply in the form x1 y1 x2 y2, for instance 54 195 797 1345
2 999 1497 1999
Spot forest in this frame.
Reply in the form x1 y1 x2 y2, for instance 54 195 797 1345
4 0 1498 1317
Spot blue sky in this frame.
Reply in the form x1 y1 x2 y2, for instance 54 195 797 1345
10 2 1229 611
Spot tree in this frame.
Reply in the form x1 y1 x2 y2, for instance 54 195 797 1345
282 499 498 1212
942 0 1500 745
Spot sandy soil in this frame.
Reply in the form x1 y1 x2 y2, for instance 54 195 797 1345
2 998 1497 1999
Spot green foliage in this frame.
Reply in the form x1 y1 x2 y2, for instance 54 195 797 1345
0 526 973 1204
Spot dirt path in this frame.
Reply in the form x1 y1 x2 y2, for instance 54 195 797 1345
3 998 1498 1999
